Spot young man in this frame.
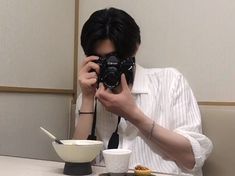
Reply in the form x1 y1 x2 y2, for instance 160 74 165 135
74 7 212 176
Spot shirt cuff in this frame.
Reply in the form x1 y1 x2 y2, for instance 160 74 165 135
174 129 208 172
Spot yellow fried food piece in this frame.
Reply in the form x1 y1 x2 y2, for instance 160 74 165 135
134 165 152 176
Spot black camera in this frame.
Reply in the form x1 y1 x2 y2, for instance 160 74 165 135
94 54 135 89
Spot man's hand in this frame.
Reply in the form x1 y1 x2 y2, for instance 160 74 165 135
78 56 99 98
95 74 139 121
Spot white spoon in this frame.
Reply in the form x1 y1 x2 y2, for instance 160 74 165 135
40 127 63 144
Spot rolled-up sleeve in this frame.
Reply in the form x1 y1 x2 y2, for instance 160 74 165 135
175 129 213 171
170 73 213 171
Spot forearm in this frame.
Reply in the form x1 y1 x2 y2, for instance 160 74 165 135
73 96 95 139
130 108 195 170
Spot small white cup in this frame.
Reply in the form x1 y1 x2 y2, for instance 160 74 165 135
103 149 132 173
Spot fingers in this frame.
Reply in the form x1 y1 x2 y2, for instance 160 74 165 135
81 56 99 67
78 74 97 87
120 74 129 90
85 71 98 79
95 83 105 99
82 61 100 74
78 56 100 96
78 69 98 87
95 83 112 101
80 56 100 74
79 69 98 82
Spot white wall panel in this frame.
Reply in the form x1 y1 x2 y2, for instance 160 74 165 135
0 0 75 89
0 0 75 160
79 0 235 101
0 93 72 161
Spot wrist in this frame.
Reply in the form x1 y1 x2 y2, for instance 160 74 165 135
130 108 154 135
80 95 95 112
129 107 145 125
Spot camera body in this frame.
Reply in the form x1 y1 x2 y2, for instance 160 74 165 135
94 54 135 89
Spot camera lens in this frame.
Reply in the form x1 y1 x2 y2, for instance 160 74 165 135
102 67 120 89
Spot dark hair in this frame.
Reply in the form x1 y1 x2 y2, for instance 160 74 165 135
81 7 141 58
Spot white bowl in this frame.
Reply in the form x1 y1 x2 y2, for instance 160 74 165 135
103 149 132 173
52 140 103 163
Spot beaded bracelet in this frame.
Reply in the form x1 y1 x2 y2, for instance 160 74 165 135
79 110 94 115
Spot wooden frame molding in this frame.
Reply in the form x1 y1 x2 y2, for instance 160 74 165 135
1 84 234 106
0 86 73 95
198 101 235 106
73 0 79 103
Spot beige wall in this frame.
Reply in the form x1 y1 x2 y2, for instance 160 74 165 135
78 1 235 175
79 0 235 102
200 105 235 176
0 93 72 161
0 0 75 161
1 0 234 167
0 0 74 89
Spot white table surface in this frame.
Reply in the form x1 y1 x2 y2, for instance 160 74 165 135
0 155 175 176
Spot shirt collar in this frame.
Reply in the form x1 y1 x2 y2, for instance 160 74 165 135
131 64 149 94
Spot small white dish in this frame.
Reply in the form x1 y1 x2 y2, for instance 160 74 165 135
103 149 132 173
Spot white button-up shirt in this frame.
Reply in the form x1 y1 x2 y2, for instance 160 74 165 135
76 64 213 176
